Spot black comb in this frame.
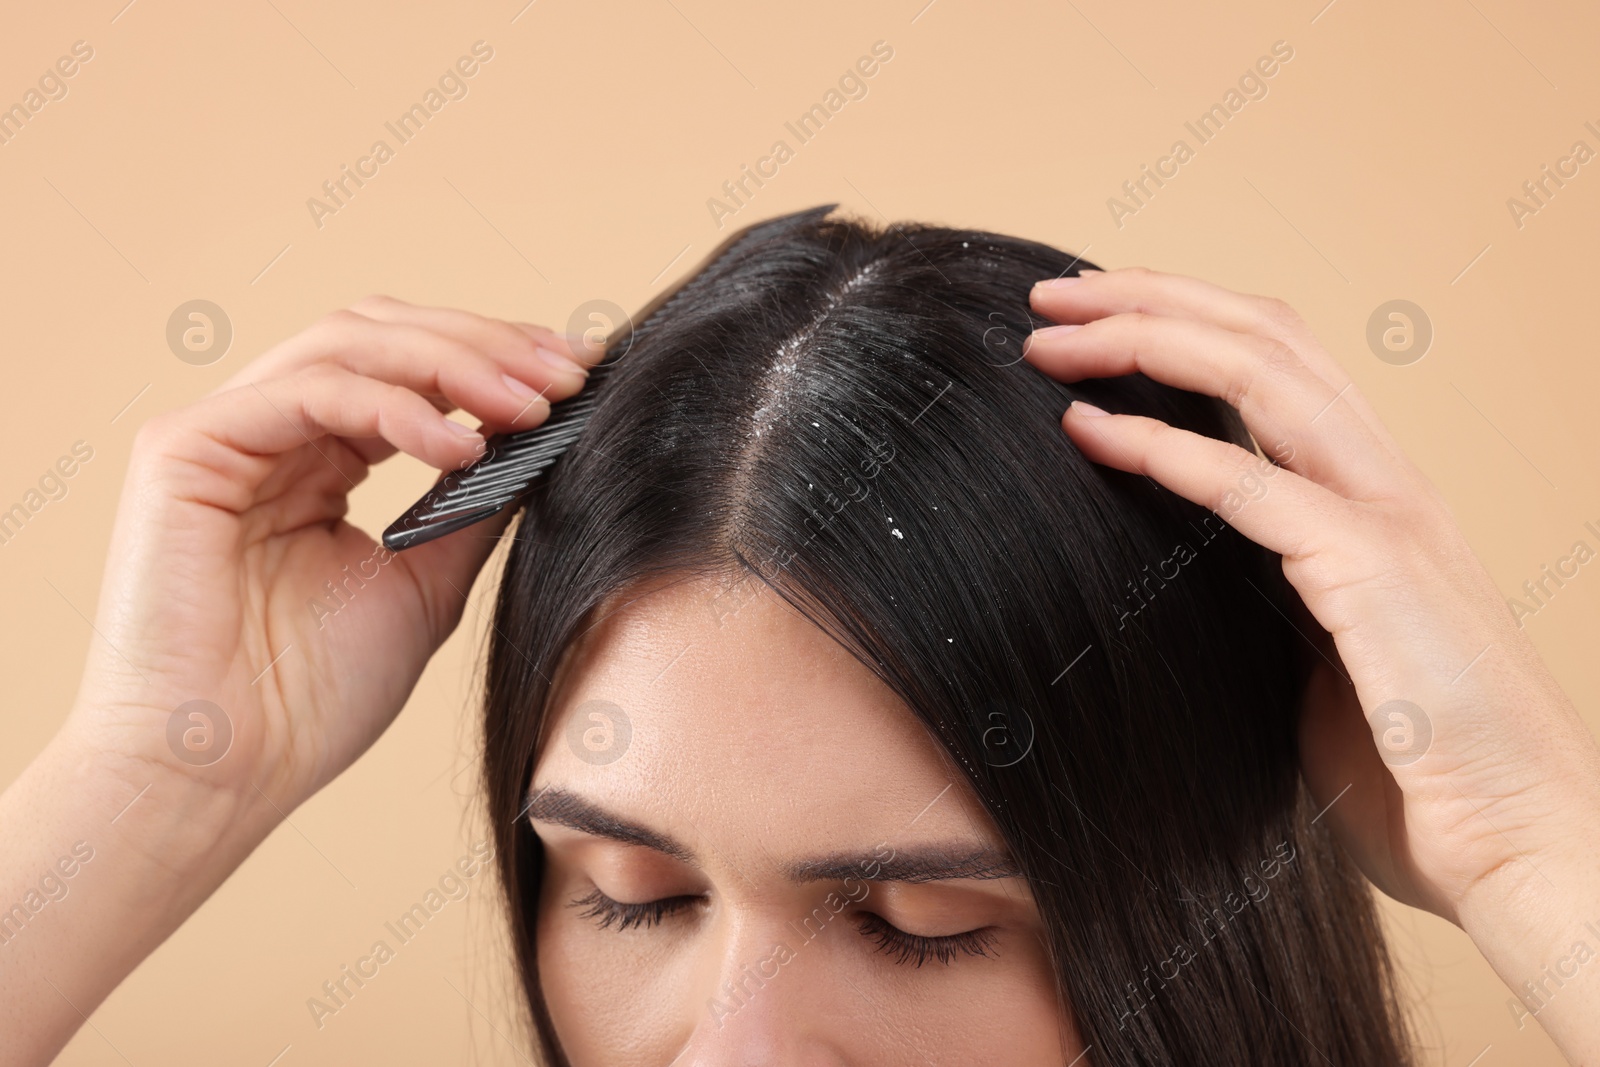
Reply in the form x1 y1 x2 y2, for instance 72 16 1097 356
380 354 621 550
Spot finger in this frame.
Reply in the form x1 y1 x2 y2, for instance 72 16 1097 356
1030 267 1407 459
1033 266 1303 342
512 321 602 367
164 364 495 490
344 436 401 467
343 395 458 466
1023 311 1403 501
347 295 594 394
1058 402 1352 563
218 311 554 431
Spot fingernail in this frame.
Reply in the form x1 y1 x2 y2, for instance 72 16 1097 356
501 373 545 401
1035 276 1085 289
535 345 589 377
1071 400 1111 417
444 418 484 438
1034 324 1083 339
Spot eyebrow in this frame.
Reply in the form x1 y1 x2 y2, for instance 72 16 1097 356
525 786 698 865
525 787 1023 884
787 848 1020 884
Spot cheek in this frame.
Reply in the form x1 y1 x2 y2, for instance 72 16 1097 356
851 935 1071 1064
535 872 693 1067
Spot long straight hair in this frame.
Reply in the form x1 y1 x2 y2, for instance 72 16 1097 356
482 205 1414 1065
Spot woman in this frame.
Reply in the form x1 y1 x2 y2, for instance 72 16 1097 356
2 206 1597 1065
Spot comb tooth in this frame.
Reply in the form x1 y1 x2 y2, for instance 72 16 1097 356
415 460 547 515
383 452 536 549
427 434 580 502
418 372 607 498
385 503 505 549
412 489 527 524
425 450 541 501
416 494 523 524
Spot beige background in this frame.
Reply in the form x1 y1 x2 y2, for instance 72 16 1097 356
1 0 1596 1063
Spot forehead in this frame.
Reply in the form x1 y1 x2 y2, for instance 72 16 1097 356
533 574 992 855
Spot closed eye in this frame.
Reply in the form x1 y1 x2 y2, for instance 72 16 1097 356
569 887 700 932
855 911 999 967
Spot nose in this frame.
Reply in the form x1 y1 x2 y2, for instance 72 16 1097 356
671 915 850 1067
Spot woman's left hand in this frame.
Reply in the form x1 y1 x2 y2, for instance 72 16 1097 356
1023 266 1600 1058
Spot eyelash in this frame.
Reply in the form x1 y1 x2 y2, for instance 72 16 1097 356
569 887 998 967
855 911 1000 968
569 888 700 931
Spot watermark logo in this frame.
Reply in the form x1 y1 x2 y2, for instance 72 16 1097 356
1365 300 1431 366
0 40 95 150
0 439 94 549
166 300 233 366
166 699 233 766
306 838 495 1030
706 41 895 229
566 299 634 364
308 541 398 629
566 699 631 765
1506 122 1600 231
1367 698 1431 766
1508 917 1600 1031
978 698 1035 767
305 42 495 231
1506 519 1600 628
0 841 95 948
1106 40 1295 229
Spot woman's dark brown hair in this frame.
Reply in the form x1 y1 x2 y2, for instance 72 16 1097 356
482 205 1415 1064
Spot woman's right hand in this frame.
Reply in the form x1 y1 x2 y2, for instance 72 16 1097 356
1 297 600 1066
67 296 597 827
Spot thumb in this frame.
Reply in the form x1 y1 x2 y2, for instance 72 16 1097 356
392 501 519 647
